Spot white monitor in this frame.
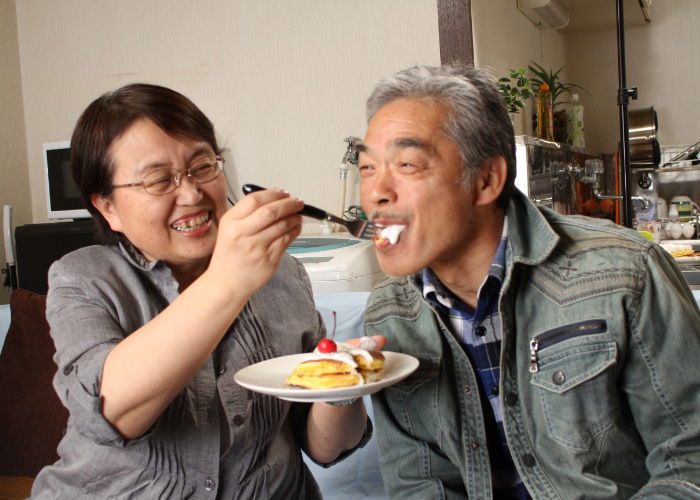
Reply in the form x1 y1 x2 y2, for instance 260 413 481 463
42 141 90 220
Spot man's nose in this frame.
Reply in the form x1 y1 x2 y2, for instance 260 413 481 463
365 167 397 206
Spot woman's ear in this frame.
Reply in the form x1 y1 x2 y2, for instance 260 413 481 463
474 156 508 206
91 193 122 232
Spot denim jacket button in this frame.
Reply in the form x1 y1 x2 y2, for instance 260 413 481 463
464 385 472 394
552 371 566 385
521 454 536 467
470 441 480 450
504 392 518 406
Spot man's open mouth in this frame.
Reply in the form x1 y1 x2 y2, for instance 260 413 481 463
373 224 406 248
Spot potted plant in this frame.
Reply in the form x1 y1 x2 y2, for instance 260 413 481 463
497 67 537 115
528 62 588 143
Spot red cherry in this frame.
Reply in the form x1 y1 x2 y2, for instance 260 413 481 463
317 338 337 353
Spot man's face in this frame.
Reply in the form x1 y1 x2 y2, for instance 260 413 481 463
359 98 478 277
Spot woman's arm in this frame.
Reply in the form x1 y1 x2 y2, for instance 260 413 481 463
306 400 368 464
99 190 303 439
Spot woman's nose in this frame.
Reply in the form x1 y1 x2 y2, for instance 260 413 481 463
174 175 203 204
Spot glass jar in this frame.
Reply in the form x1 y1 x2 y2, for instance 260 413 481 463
536 83 554 141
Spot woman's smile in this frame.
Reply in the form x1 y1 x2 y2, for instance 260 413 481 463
171 210 212 233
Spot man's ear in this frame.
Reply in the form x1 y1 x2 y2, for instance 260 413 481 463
473 156 507 206
91 193 122 232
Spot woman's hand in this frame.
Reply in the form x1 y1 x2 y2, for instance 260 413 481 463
207 188 304 295
342 335 387 351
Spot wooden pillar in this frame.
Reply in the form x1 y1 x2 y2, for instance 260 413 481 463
437 0 474 66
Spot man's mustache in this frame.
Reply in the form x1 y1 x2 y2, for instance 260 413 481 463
369 210 414 222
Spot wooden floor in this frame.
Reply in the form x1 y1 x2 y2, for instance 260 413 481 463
0 476 34 500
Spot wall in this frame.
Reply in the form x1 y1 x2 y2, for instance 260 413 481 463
0 0 32 305
14 0 440 227
471 0 699 156
471 0 568 136
563 0 699 153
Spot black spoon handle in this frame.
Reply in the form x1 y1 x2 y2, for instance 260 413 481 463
241 184 327 220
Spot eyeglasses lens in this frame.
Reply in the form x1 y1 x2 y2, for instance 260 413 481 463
143 160 222 195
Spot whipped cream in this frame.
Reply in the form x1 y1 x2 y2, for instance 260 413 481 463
660 243 692 254
376 224 405 244
302 341 374 367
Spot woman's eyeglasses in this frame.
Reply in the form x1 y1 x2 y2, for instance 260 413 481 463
111 157 224 196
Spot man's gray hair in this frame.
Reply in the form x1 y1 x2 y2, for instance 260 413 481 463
366 64 516 204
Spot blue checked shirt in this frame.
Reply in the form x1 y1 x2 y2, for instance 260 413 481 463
422 218 530 499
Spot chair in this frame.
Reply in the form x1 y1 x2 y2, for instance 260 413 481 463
0 289 68 499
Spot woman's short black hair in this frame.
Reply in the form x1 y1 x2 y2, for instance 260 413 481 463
70 83 221 245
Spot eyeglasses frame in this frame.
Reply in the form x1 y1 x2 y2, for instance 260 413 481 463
110 156 225 196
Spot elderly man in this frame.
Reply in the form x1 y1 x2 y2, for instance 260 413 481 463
359 64 700 499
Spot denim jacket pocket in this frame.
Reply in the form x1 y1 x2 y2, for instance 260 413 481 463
388 356 441 395
529 322 618 451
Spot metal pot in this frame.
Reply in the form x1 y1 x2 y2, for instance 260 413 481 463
628 106 658 141
628 107 660 167
629 138 660 166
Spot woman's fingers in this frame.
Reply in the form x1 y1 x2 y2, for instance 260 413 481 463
230 188 301 222
207 187 305 295
343 335 387 351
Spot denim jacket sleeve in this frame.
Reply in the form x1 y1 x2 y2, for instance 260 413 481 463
627 244 700 496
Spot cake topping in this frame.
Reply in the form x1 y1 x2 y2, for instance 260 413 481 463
317 338 337 353
374 224 406 245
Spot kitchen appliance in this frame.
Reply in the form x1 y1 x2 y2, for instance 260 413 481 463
286 233 384 293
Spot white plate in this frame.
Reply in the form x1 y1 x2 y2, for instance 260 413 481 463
674 255 700 263
233 352 419 402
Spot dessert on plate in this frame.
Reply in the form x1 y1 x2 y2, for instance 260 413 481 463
285 337 385 389
660 242 698 258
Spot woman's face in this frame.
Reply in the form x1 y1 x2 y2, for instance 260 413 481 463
92 118 228 273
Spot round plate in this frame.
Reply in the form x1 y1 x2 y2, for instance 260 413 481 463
674 255 700 263
233 351 419 402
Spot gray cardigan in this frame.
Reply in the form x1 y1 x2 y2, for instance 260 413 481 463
31 244 326 499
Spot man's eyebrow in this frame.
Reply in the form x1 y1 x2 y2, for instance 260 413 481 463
393 137 429 150
356 138 430 155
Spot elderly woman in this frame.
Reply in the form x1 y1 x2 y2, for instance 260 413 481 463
30 83 374 499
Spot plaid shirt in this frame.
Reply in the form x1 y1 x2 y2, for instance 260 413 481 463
422 217 530 499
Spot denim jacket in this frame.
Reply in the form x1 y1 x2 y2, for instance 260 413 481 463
366 191 700 500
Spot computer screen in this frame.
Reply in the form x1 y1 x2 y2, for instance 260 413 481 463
42 141 90 220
